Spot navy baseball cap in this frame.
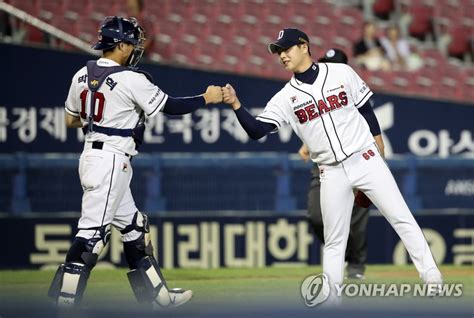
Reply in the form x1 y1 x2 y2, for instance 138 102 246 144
268 28 310 54
318 48 348 64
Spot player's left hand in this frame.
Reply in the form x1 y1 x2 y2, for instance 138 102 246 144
203 85 223 104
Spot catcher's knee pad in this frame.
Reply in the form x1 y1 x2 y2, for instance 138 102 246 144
67 225 111 268
122 211 154 269
127 256 172 306
47 262 91 307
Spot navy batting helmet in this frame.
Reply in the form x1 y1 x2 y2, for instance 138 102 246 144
92 16 146 67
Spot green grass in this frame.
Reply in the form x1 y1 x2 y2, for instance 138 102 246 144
0 265 472 311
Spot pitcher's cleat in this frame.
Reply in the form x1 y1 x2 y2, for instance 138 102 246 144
426 282 443 297
346 273 365 280
153 288 193 309
424 269 443 297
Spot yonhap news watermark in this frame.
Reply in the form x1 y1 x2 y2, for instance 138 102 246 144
301 274 463 307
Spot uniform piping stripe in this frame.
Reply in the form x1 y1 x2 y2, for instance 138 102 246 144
320 64 349 159
328 112 349 158
66 106 79 114
256 115 281 127
100 154 115 228
147 94 167 117
289 79 338 162
355 90 372 107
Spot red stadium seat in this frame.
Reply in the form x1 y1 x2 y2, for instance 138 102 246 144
10 0 41 16
64 0 92 17
13 0 472 103
217 0 245 21
25 25 45 44
51 16 79 37
91 1 121 18
408 5 434 39
373 0 394 19
199 35 226 64
464 75 474 101
265 0 293 24
143 0 171 18
447 26 470 58
439 76 464 101
211 14 237 39
40 0 67 17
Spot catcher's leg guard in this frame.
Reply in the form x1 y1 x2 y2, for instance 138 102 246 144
127 256 193 308
127 256 170 305
122 212 192 308
47 262 90 307
48 225 110 307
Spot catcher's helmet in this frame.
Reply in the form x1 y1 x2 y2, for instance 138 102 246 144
92 16 146 67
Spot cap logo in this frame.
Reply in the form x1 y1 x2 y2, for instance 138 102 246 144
326 49 335 58
278 30 284 40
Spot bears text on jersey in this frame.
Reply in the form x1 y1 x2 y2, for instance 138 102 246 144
294 91 348 124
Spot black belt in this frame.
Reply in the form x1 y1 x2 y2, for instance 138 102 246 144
92 141 132 158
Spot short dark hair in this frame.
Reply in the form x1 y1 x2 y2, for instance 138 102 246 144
103 47 115 55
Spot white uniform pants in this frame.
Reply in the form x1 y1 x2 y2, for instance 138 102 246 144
320 143 441 305
76 147 139 241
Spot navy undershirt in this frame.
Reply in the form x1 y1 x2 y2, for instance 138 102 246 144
235 62 381 139
295 62 319 84
358 99 381 136
162 95 205 115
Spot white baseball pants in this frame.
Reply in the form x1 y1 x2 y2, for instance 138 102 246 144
76 145 139 241
319 143 442 305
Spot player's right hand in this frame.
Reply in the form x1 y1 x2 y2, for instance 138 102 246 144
222 84 241 110
298 143 310 162
203 85 223 104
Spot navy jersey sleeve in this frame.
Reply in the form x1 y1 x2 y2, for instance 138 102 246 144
235 107 276 140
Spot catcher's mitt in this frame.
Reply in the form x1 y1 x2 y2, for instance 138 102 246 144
354 190 372 208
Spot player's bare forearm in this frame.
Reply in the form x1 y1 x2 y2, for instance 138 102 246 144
65 113 83 128
203 85 223 104
374 134 385 158
222 84 241 110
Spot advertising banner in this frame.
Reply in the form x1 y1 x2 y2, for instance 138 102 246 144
2 213 472 269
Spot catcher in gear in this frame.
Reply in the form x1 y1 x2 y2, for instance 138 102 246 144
48 16 223 309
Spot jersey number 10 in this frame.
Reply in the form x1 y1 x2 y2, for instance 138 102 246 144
79 90 105 122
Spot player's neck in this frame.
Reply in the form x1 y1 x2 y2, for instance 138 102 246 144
294 62 318 84
103 52 125 66
293 58 314 74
